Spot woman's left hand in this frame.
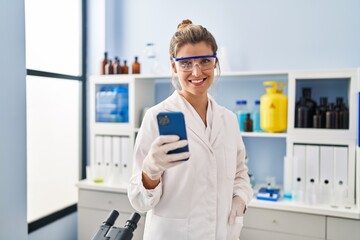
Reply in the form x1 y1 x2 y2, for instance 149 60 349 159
228 196 246 224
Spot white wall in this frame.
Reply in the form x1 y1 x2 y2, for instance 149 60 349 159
101 0 360 74
0 0 27 238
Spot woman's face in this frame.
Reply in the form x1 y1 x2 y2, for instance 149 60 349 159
172 42 215 99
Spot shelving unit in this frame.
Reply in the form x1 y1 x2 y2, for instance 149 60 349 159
78 68 360 240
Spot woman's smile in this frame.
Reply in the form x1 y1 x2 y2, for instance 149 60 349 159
189 77 207 86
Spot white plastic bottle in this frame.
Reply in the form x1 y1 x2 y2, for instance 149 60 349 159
252 100 262 132
233 100 249 131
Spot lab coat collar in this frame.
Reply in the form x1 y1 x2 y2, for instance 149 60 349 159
163 91 224 150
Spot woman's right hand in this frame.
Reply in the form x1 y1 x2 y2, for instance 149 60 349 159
142 135 190 181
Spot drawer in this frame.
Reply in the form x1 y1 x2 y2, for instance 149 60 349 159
241 227 324 240
327 217 360 240
78 189 135 212
243 207 325 238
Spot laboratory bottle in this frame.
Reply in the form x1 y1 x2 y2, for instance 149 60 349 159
295 88 317 128
233 100 249 131
105 60 114 75
101 52 109 75
121 60 129 74
260 81 287 133
316 97 328 128
132 56 141 74
113 57 121 74
244 113 253 132
313 109 323 128
297 98 310 128
325 103 336 129
251 100 261 132
335 97 349 129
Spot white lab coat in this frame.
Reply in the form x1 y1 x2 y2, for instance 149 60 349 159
128 91 253 240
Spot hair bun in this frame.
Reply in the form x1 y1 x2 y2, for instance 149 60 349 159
177 19 192 30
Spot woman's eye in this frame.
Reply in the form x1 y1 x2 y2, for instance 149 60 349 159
180 61 192 67
201 58 211 64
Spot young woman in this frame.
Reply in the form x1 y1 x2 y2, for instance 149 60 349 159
128 19 253 240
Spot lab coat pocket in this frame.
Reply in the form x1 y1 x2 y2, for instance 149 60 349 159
147 214 188 240
224 146 237 179
227 216 244 240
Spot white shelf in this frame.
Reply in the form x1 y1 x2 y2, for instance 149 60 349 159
241 132 287 138
249 198 360 219
76 179 128 193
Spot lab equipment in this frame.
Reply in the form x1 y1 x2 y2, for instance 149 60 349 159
260 81 287 132
233 100 249 132
91 210 141 240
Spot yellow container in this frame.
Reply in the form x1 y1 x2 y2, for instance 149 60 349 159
260 81 288 133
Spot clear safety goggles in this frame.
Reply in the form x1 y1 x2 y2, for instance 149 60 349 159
173 54 217 72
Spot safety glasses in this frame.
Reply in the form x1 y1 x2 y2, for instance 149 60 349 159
173 54 217 72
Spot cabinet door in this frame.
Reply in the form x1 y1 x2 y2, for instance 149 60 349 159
78 208 145 240
327 217 360 240
241 228 324 240
243 207 325 239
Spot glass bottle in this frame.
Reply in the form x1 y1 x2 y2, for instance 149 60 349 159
335 97 349 129
297 98 310 128
113 57 121 74
132 56 140 74
121 60 129 74
101 52 109 75
313 109 323 128
317 97 328 128
326 103 336 129
244 113 253 132
295 88 317 128
233 100 249 131
105 59 114 75
251 100 261 132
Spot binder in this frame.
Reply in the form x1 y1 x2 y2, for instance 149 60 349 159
293 144 306 202
95 135 103 166
305 145 320 184
111 136 122 184
333 146 348 187
319 146 334 204
333 146 348 204
121 136 131 181
305 145 320 204
112 136 122 169
103 136 112 168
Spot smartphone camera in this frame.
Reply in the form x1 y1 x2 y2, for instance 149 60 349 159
157 114 170 126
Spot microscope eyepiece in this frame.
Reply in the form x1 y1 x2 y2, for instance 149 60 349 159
103 210 119 226
124 212 141 232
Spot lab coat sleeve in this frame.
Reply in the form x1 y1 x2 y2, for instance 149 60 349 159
127 109 163 213
232 115 253 205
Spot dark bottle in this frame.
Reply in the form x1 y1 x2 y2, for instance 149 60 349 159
295 88 317 128
105 60 114 74
297 98 310 128
132 56 141 74
317 97 328 128
121 60 129 74
244 113 253 132
313 109 323 128
335 97 349 129
113 57 121 74
326 103 336 129
101 52 109 75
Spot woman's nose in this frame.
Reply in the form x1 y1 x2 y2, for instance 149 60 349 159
192 64 202 76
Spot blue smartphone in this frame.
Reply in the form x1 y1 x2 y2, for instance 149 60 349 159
157 112 189 160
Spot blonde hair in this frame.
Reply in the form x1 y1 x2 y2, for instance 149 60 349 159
169 19 221 90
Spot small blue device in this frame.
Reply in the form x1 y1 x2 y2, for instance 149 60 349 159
256 187 280 201
157 112 189 160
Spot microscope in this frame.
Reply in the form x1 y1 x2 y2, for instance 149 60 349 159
91 210 141 240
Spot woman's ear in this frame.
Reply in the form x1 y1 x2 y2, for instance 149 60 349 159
171 61 177 73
